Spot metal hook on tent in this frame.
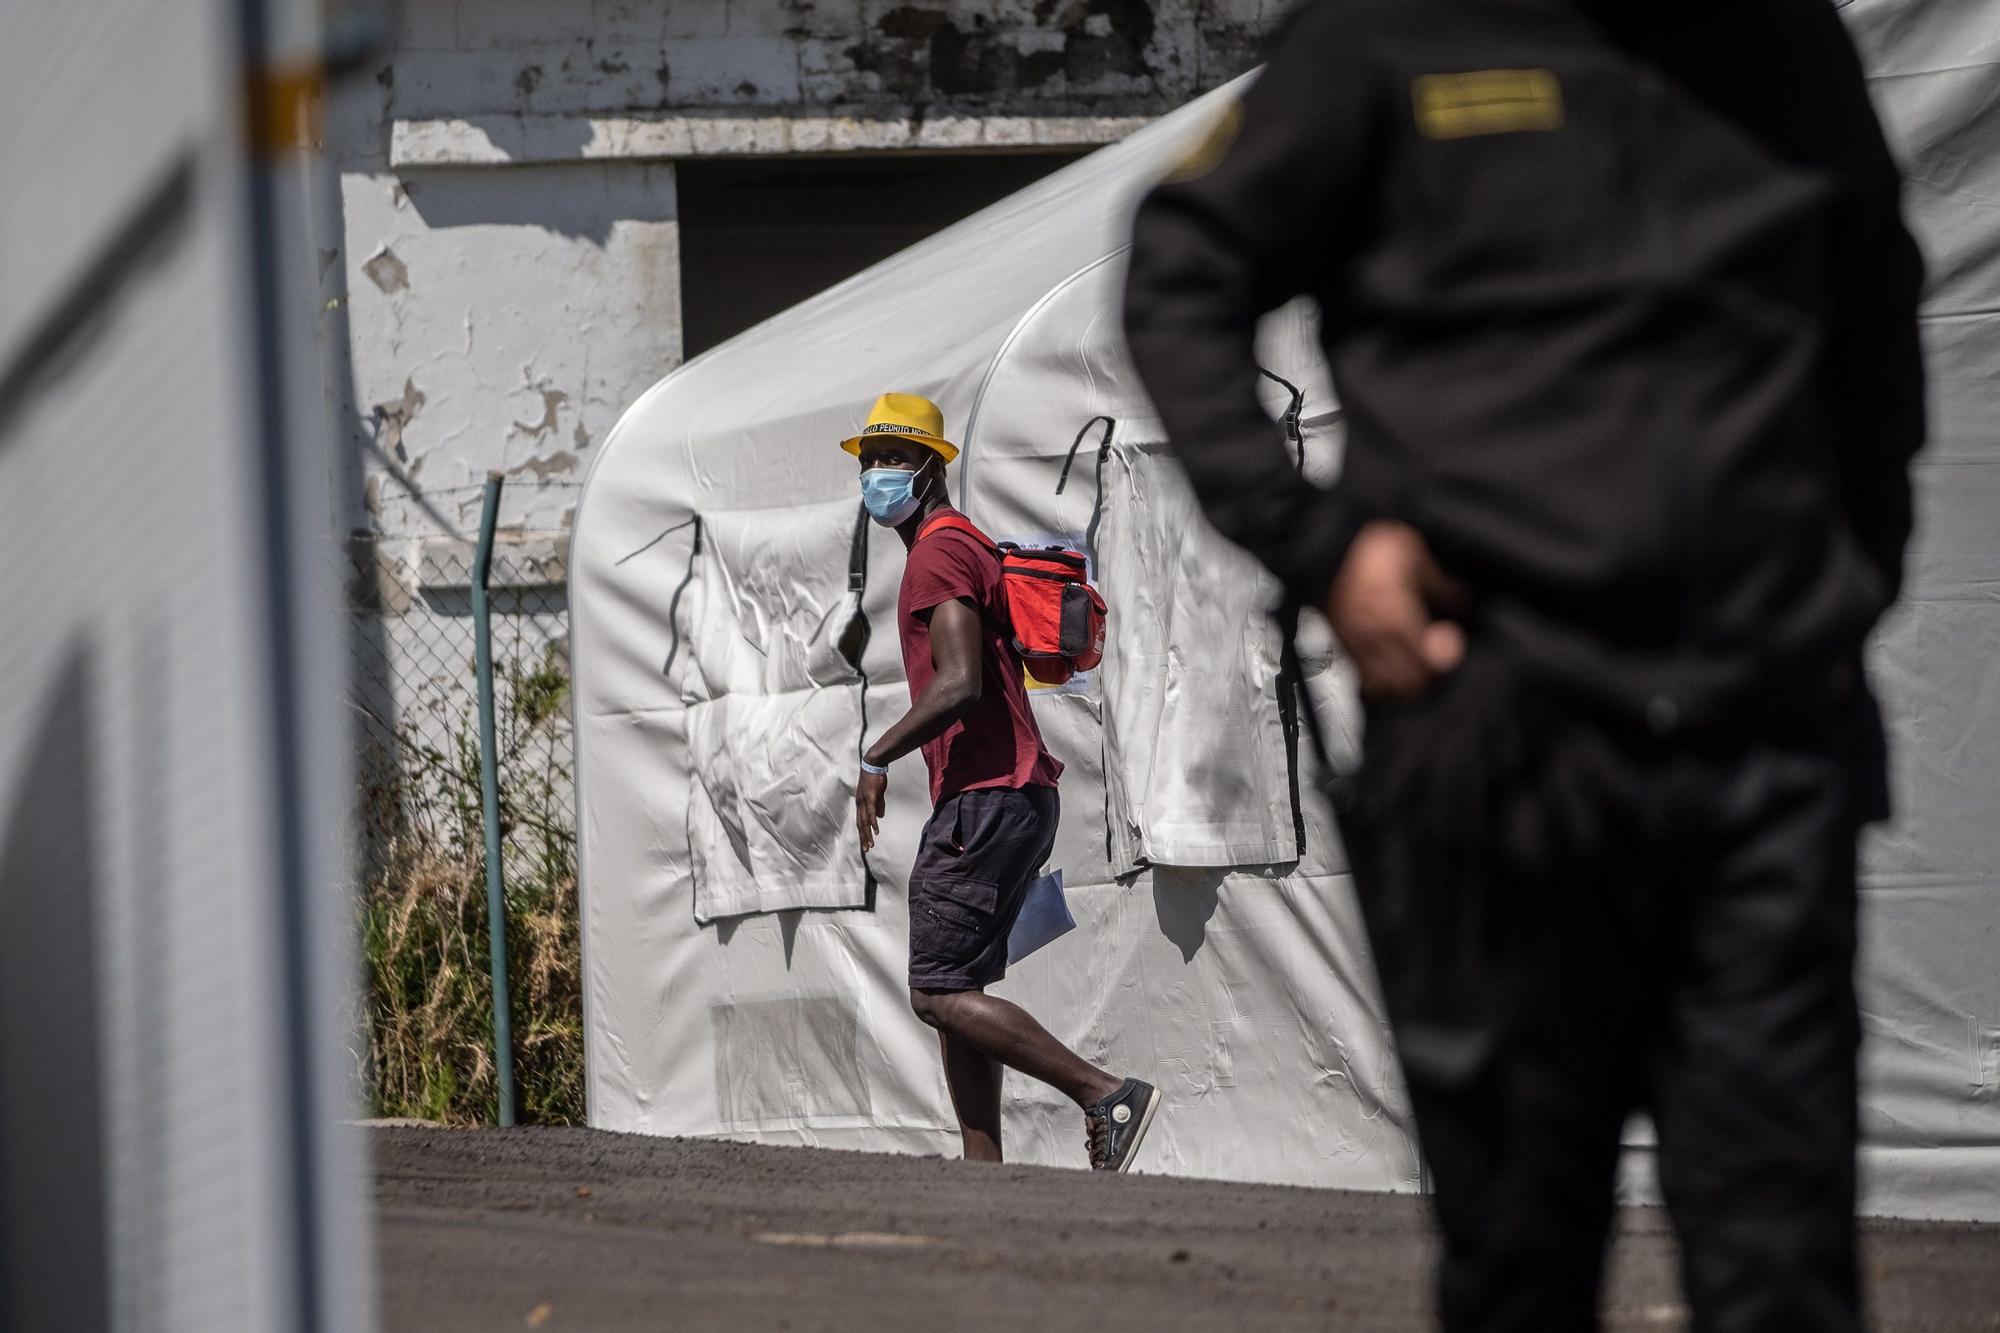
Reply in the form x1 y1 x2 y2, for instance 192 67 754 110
1257 367 1307 473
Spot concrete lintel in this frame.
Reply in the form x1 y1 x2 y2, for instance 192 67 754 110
389 109 1152 167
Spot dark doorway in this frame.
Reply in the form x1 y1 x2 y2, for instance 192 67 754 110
676 152 1086 360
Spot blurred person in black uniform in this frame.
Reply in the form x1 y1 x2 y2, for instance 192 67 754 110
1123 2 1924 1330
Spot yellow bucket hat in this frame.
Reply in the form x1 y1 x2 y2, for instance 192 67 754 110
839 391 960 464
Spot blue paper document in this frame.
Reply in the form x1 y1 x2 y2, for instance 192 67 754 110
1006 869 1075 965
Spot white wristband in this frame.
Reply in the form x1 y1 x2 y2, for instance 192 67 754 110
859 757 888 776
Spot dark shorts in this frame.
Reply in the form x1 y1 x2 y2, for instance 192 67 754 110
907 784 1059 993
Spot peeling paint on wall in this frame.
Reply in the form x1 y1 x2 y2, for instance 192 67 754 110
373 0 1265 127
511 383 568 441
509 450 580 481
371 377 426 461
841 0 1182 103
362 247 408 293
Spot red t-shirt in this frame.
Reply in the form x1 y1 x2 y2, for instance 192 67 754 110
897 510 1065 805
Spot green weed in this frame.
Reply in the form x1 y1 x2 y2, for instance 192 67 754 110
355 643 582 1125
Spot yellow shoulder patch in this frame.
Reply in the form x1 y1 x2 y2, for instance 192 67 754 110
1164 98 1245 183
1412 69 1563 140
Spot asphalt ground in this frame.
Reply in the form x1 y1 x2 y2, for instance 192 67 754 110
372 1126 2000 1332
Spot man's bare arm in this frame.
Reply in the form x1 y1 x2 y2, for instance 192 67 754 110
856 597 984 851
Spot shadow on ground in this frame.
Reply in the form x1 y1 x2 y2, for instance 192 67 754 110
371 1126 2000 1332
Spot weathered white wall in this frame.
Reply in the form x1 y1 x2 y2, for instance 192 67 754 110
329 150 679 541
325 0 1283 547
328 34 682 546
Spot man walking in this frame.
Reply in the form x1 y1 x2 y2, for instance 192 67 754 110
1124 2 1923 1329
847 391 1160 1171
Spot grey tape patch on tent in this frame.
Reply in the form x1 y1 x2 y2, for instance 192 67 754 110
712 995 872 1126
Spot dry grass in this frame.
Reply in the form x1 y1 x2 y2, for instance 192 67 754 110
356 650 583 1125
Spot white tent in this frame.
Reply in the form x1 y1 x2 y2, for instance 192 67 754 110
572 3 2000 1220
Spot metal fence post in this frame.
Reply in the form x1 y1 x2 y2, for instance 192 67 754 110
472 471 517 1125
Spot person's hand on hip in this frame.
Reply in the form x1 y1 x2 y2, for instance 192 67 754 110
1325 519 1467 702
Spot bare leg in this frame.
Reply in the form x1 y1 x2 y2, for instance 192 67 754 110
913 988 1121 1109
939 1031 1004 1161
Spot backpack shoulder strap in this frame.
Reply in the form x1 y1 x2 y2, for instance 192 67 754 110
914 513 1008 638
916 512 1000 551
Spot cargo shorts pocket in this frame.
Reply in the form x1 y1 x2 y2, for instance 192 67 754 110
909 871 1010 989
916 874 1001 936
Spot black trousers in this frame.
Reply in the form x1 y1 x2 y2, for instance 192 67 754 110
1337 644 1878 1333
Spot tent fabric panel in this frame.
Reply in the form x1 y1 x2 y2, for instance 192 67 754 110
1097 433 1300 868
680 501 870 921
685 686 866 921
576 704 697 1127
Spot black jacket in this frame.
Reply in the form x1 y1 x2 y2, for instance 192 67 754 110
1123 0 1925 729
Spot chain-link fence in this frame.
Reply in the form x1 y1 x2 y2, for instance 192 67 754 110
342 534 582 1126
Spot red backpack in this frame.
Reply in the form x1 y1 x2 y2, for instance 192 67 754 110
918 513 1107 686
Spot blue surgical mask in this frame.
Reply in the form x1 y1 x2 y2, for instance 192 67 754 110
860 467 926 527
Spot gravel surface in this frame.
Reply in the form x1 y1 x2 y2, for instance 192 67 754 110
372 1126 2000 1332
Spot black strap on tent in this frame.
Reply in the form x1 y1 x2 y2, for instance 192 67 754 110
1250 370 1314 843
660 515 703 679
1273 596 1362 869
842 500 880 906
847 498 870 595
1275 599 1311 854
1257 367 1307 473
1251 369 1314 845
1050 414 1120 581
837 501 872 675
1276 598 1348 807
1055 415 1116 495
1055 415 1118 869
